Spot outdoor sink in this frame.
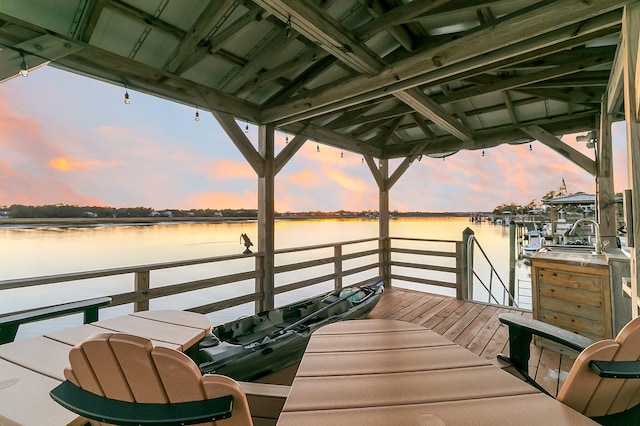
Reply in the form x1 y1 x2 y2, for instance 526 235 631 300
538 245 606 259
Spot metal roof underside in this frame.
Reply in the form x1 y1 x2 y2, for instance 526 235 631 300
0 0 631 160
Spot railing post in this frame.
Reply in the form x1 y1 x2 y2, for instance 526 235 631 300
134 270 150 312
379 237 391 287
334 245 343 291
455 241 463 299
461 228 474 300
509 222 517 306
255 254 265 313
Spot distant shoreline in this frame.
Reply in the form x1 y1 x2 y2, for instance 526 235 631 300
0 212 478 226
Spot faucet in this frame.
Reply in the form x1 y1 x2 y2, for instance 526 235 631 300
568 219 602 254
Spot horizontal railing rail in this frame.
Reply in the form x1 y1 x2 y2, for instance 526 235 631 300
1 234 519 340
389 237 463 298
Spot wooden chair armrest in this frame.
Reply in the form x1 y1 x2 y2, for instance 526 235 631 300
497 314 594 381
0 297 112 344
590 360 640 379
50 380 233 426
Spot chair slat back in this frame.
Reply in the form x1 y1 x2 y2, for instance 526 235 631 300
64 332 253 426
558 316 640 417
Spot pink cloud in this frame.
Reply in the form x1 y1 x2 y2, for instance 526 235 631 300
207 159 255 179
47 157 118 172
186 191 257 209
285 170 322 188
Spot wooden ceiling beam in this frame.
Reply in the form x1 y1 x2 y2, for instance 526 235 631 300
437 52 614 104
233 47 329 97
174 6 265 76
75 0 106 43
252 0 383 75
352 0 450 42
262 4 624 125
106 0 184 40
163 0 237 74
46 43 263 121
276 26 617 124
442 83 473 130
357 0 414 51
607 36 625 115
254 0 480 143
219 29 295 94
502 91 519 126
300 123 382 157
395 89 473 142
506 71 612 89
327 104 413 130
263 55 337 106
384 112 598 158
368 116 403 148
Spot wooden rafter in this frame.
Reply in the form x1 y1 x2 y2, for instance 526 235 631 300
262 3 624 124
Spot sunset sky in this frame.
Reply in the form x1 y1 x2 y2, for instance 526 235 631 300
0 66 629 213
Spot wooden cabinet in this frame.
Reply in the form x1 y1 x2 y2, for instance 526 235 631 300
531 251 612 346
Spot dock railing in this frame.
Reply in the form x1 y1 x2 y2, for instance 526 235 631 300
0 233 516 341
466 234 519 307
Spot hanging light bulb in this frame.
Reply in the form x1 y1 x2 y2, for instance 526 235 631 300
316 144 320 152
19 53 28 77
529 144 532 151
195 109 200 122
124 87 130 104
245 123 249 133
361 157 364 163
482 150 485 157
340 151 344 159
286 15 292 38
285 135 289 144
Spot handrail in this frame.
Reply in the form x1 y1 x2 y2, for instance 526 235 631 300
467 235 518 307
0 233 517 341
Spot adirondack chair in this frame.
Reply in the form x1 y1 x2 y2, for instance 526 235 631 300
498 313 640 425
49 332 253 426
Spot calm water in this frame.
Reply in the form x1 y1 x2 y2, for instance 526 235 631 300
0 217 530 339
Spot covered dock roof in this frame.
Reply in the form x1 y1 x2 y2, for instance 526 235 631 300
0 1 630 163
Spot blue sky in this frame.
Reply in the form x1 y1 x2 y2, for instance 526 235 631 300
0 66 629 212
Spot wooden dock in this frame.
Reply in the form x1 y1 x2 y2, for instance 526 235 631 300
367 287 575 397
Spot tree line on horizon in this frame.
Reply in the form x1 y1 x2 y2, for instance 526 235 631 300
0 204 258 219
1 204 479 219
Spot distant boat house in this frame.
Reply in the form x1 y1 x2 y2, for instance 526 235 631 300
543 193 623 239
543 193 598 216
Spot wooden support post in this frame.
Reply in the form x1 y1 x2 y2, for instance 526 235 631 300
134 270 150 312
598 95 618 252
379 159 391 287
509 223 516 306
461 227 474 301
623 3 640 324
334 245 342 291
258 124 275 312
550 205 558 243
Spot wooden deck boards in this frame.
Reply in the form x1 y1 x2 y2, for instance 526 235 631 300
368 287 575 396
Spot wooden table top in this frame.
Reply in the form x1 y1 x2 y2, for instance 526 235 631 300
277 319 597 426
0 310 212 426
